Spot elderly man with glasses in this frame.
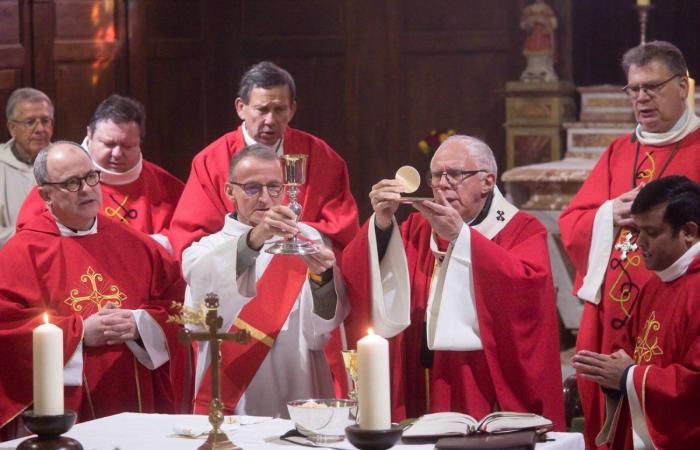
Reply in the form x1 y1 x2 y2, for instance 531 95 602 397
0 87 54 247
181 144 348 417
342 135 565 428
558 40 700 449
0 141 187 438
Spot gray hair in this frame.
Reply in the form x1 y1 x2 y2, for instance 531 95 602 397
34 141 90 185
621 40 687 77
6 88 54 120
432 135 498 177
237 61 296 104
228 144 279 181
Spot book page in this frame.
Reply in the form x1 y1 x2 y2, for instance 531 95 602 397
403 412 477 438
476 412 553 433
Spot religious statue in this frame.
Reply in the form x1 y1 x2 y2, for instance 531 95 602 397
520 0 558 82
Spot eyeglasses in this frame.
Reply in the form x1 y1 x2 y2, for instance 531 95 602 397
229 181 284 198
622 74 682 99
425 169 487 188
42 170 101 192
10 117 54 129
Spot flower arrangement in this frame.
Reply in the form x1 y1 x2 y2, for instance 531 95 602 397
418 129 456 159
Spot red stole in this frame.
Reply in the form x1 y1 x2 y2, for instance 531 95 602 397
194 255 308 413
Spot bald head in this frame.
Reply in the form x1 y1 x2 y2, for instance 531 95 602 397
36 141 102 231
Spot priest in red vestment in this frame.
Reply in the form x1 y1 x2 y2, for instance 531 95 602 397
168 61 358 258
168 61 358 395
573 176 700 450
558 41 700 449
16 95 184 252
343 135 565 429
0 142 186 438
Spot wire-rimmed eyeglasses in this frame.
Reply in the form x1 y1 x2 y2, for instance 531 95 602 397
424 169 487 188
229 181 284 198
622 74 682 99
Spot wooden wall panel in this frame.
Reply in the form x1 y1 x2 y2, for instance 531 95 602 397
0 0 31 143
35 0 126 142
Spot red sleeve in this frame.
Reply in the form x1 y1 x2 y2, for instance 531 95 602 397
470 215 566 430
0 236 84 426
168 135 234 258
557 146 615 292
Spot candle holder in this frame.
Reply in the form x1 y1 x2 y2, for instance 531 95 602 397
17 410 83 450
634 4 654 45
345 424 403 450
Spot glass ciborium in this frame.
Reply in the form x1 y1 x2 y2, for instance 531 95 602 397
266 154 319 255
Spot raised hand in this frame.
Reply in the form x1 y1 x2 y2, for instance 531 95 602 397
412 189 464 241
248 204 300 249
613 184 645 227
369 179 405 230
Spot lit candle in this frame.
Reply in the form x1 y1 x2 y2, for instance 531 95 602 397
636 0 650 6
33 313 63 415
357 329 391 430
687 74 695 113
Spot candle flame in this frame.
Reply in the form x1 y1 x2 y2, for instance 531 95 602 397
368 328 374 335
43 312 49 324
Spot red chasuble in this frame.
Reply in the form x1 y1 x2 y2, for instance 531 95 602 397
168 126 359 259
605 257 700 450
343 212 565 430
557 128 700 448
16 160 184 235
0 212 186 428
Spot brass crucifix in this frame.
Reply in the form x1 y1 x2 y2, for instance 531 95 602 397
171 293 251 450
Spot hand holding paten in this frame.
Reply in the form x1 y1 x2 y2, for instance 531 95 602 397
412 190 463 241
369 179 405 230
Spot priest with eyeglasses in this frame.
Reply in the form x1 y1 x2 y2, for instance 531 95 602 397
181 144 348 417
0 141 186 438
342 135 565 428
558 40 700 449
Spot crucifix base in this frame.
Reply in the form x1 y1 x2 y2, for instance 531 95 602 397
199 431 241 450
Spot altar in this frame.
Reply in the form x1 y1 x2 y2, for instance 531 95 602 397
1 413 585 450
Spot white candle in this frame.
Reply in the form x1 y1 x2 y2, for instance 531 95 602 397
687 76 695 113
636 0 650 6
357 329 391 430
33 313 64 415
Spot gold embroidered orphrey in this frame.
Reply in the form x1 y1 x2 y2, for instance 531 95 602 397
65 266 127 312
633 311 664 364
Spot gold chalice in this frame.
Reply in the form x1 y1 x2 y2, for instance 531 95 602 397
266 154 319 255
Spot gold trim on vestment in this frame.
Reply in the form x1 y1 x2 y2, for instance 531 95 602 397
83 374 96 420
233 318 274 348
133 355 143 413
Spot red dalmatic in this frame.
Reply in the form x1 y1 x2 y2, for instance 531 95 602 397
0 212 186 429
558 129 700 449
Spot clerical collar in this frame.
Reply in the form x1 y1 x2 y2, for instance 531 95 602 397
635 106 700 146
82 136 143 185
655 241 700 282
56 217 98 236
242 122 284 155
468 190 494 226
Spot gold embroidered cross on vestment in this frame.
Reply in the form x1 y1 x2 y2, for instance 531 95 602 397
633 311 663 364
65 266 127 312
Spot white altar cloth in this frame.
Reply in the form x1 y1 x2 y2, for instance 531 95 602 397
1 413 584 450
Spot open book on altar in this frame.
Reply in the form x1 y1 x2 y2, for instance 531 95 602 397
402 412 553 439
